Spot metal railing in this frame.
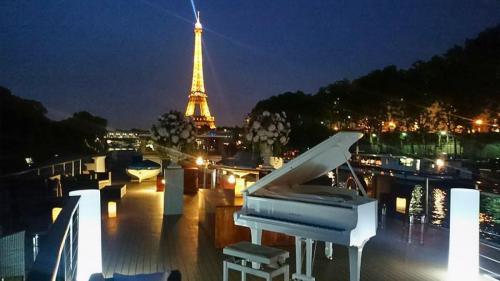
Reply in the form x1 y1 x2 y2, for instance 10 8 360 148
1 158 85 179
26 197 80 281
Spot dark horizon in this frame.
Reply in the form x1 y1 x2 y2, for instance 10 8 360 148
1 0 499 129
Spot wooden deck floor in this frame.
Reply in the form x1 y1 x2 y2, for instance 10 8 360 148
101 181 487 281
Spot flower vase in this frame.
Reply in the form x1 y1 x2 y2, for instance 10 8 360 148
259 143 273 168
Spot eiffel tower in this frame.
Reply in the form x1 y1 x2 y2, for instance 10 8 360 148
185 12 216 129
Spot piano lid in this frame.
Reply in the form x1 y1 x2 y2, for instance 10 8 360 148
245 131 363 194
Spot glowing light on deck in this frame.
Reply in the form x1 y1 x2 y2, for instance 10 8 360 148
108 201 117 218
196 156 204 166
228 174 236 184
448 188 479 281
70 190 102 281
52 207 62 223
396 197 406 214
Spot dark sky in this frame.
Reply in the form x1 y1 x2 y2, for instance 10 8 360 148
1 1 499 129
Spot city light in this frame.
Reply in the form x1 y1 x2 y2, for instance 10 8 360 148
436 159 445 168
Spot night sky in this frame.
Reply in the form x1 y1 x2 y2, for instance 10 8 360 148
1 1 499 129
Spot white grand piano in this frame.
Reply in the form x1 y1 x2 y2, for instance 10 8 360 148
234 132 377 281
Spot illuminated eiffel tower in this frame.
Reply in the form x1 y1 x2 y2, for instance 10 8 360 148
185 12 216 129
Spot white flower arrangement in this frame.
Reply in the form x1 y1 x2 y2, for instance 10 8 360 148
246 111 291 148
151 110 196 151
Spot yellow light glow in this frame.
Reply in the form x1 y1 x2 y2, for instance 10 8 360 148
389 121 396 128
108 201 117 218
52 207 62 223
436 159 445 168
396 197 406 214
474 119 483 125
227 174 236 184
234 178 246 197
196 156 204 166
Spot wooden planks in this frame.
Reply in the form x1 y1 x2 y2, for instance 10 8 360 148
100 180 486 281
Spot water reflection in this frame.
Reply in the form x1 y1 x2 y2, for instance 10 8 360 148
431 188 447 227
480 194 500 242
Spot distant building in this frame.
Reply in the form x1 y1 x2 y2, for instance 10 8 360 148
105 129 150 151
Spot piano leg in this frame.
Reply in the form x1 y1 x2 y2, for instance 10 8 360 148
348 243 365 281
295 237 302 277
250 228 262 245
305 238 313 277
292 237 316 281
250 228 262 269
324 242 333 260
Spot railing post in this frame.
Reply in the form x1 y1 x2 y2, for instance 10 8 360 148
72 161 75 177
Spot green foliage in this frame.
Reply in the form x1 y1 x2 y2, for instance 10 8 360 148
249 25 500 151
0 87 108 174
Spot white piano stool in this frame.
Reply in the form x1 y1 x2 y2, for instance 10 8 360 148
223 241 290 281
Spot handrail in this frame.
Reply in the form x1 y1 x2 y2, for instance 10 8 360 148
0 157 85 178
26 197 80 281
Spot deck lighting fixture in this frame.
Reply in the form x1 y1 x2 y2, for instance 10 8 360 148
70 190 102 281
52 207 62 223
448 188 479 281
108 201 117 218
396 197 406 214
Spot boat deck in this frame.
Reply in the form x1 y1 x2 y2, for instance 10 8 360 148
101 181 488 281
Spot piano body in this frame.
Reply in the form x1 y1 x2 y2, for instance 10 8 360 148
234 132 377 281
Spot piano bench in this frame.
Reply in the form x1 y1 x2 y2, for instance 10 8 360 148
223 241 289 281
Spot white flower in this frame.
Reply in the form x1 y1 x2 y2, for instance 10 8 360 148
252 121 261 130
246 133 253 141
257 129 265 136
253 136 259 142
280 136 287 144
260 135 268 141
267 139 274 145
277 122 284 131
171 135 179 144
282 111 287 118
263 111 270 116
268 124 276 131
